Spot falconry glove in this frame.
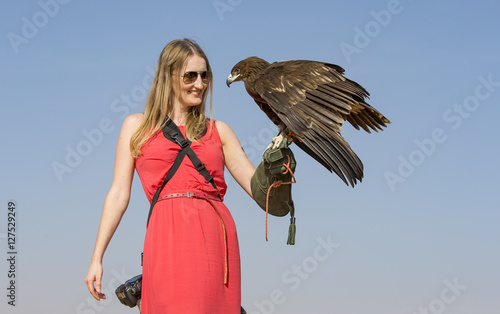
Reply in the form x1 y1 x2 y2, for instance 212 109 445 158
251 142 297 244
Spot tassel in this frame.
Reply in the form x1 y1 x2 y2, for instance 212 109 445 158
286 201 296 245
287 220 296 245
287 216 296 245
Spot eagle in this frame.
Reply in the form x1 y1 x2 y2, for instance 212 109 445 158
226 56 391 187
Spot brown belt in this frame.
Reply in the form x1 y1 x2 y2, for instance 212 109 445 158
158 191 221 202
157 191 228 285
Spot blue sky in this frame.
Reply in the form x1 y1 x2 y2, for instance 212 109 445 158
1 0 499 313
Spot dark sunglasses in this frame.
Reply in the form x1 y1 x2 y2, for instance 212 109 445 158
179 71 210 84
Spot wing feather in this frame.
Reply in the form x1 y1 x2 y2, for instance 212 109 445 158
247 59 389 186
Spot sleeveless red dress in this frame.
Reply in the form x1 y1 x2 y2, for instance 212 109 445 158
135 122 241 313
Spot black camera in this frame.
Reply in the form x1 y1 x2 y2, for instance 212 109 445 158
115 274 247 313
115 274 142 308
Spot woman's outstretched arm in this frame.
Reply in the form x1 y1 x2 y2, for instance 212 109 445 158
84 113 142 300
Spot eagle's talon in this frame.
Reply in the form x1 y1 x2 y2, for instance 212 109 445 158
263 134 287 157
271 134 288 150
265 142 274 152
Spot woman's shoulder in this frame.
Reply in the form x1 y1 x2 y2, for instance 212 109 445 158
214 120 231 136
122 113 144 132
124 112 144 124
214 120 231 132
214 120 238 146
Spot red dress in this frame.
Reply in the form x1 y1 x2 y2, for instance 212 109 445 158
135 122 241 313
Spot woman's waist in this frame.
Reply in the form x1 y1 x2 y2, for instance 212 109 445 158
157 190 222 203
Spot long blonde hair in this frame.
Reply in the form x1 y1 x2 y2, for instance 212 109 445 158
130 39 213 158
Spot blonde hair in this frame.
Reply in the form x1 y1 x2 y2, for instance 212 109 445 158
130 39 213 158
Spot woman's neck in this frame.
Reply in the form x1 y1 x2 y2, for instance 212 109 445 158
171 104 188 126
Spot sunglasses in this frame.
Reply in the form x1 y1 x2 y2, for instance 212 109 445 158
178 71 210 84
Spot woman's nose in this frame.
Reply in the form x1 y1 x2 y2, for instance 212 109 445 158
193 75 205 89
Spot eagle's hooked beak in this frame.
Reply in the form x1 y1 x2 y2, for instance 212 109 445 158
226 73 240 87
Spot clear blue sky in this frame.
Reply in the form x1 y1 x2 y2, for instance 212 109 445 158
1 1 499 313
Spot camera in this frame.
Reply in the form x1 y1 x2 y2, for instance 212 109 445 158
115 274 247 313
115 274 142 308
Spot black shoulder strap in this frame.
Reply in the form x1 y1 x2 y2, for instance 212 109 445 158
146 119 221 227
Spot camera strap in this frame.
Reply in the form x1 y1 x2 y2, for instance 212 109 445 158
146 118 221 228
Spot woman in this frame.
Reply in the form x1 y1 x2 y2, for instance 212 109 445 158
85 39 256 313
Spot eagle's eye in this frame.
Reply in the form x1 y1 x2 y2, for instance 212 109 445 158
233 68 240 75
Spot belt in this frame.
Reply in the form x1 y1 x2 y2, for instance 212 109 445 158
157 191 228 285
158 191 221 202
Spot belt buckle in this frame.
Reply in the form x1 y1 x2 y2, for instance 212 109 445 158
186 192 193 198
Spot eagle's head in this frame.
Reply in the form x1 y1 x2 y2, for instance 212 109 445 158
226 56 270 87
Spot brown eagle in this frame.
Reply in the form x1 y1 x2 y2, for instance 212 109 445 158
226 56 391 187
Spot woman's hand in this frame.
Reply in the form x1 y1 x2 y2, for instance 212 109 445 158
85 261 107 301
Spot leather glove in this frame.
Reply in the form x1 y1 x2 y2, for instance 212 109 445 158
251 142 297 244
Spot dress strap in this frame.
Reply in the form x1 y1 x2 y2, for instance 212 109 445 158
147 118 221 227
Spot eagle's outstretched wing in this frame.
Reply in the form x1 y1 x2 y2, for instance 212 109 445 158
252 61 390 186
